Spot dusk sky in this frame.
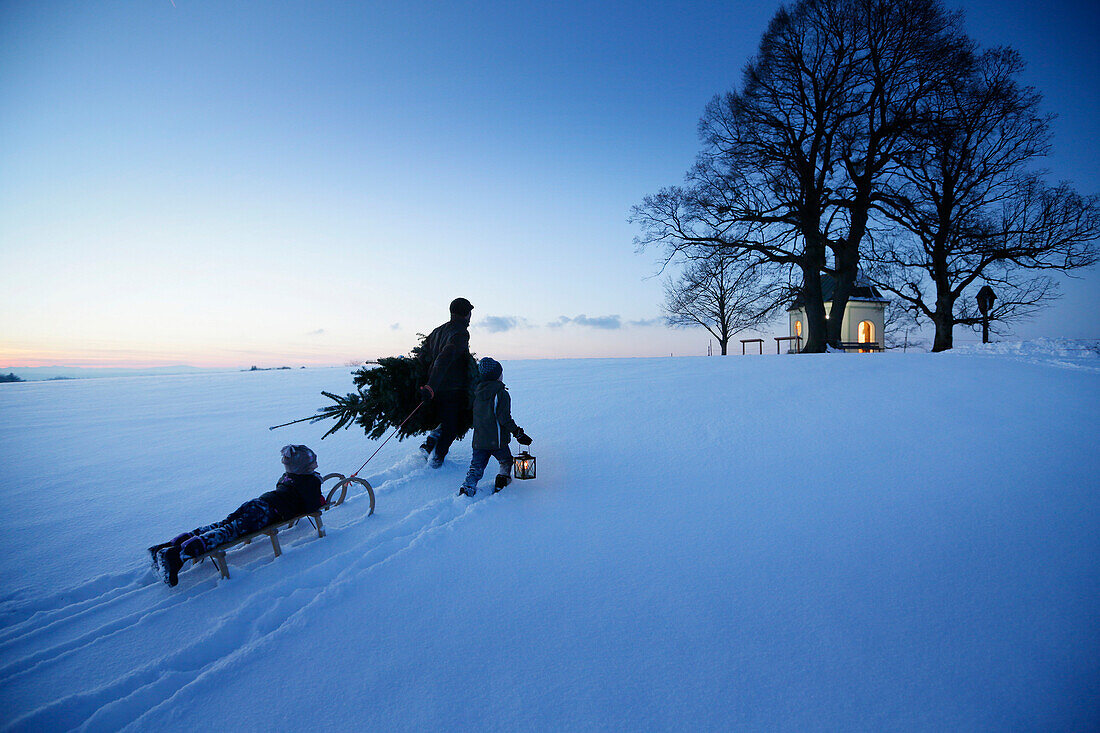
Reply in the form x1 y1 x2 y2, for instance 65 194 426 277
2 0 1098 368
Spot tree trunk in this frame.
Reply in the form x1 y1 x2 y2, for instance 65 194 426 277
826 263 857 348
828 208 866 347
931 317 953 351
719 339 728 355
800 264 828 353
931 295 956 352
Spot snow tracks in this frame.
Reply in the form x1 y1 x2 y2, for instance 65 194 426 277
0 454 495 732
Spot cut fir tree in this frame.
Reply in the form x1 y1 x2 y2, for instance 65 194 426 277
313 337 478 441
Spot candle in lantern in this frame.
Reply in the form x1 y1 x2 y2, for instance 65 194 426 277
513 451 536 480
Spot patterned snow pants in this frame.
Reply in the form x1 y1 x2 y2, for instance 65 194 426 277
188 498 277 555
461 447 513 491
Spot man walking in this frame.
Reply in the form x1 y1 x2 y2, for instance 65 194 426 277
417 297 474 467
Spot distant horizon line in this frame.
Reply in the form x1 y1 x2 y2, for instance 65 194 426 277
1 354 727 374
3 336 1096 376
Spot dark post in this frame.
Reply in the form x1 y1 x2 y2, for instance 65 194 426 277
976 286 996 343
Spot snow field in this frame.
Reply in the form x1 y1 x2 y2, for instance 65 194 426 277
0 350 1097 730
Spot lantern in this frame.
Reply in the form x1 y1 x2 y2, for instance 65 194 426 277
513 451 536 480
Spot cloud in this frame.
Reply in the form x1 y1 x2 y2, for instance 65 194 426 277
478 316 518 333
390 323 401 331
575 314 622 329
549 314 622 330
476 316 534 333
306 329 326 337
628 318 663 327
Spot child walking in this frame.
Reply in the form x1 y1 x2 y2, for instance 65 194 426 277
149 445 325 586
458 357 532 497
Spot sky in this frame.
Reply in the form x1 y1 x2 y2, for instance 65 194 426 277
1 0 1098 368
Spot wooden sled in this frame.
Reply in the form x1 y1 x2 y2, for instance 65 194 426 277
188 473 373 580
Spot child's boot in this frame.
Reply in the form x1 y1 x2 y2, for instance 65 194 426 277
493 474 511 493
148 542 173 571
157 547 184 587
457 484 476 497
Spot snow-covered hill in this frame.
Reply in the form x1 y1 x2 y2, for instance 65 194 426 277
1 348 1097 731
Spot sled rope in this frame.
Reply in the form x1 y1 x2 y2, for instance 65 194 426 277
349 400 426 479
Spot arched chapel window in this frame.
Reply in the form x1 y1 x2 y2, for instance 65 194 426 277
858 320 874 343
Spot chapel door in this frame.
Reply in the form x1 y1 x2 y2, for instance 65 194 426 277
858 320 874 352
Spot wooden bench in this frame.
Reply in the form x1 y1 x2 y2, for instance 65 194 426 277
190 472 374 580
740 338 764 355
774 336 803 353
838 341 884 352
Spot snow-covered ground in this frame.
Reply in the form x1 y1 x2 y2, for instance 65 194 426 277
1 346 1097 731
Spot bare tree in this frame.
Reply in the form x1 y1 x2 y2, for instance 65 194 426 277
635 0 969 352
663 253 786 354
635 0 859 352
881 298 925 350
870 48 1100 350
825 0 969 347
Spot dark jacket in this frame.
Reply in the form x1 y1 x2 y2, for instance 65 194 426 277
421 317 471 394
472 379 522 451
259 472 325 521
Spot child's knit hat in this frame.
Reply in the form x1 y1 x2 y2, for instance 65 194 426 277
478 357 503 381
281 445 317 474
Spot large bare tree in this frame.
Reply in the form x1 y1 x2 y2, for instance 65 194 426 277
870 48 1100 350
634 0 969 352
635 0 857 352
824 0 969 347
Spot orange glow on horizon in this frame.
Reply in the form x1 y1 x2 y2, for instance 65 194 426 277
0 346 348 370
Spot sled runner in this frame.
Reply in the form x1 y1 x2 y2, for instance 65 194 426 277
186 473 373 581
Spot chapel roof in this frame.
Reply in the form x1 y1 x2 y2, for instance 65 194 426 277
787 273 888 311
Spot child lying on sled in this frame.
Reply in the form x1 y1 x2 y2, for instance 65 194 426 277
149 445 325 586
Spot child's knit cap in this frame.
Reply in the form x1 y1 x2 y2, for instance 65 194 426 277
281 445 317 474
478 357 503 381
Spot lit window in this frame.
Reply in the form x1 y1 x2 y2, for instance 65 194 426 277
858 321 875 352
858 321 874 342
